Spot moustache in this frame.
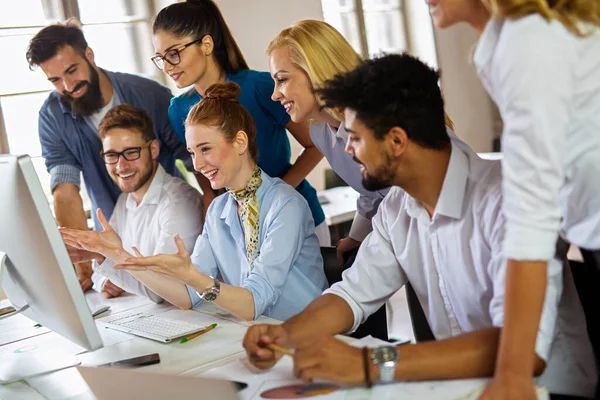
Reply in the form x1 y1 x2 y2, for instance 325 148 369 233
66 81 89 97
352 156 364 166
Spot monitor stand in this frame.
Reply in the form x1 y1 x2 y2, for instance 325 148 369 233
0 252 81 384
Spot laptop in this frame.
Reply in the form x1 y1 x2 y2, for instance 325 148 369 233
77 366 239 400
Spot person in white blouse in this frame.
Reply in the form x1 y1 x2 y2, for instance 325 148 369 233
243 54 596 398
60 104 203 303
424 0 600 398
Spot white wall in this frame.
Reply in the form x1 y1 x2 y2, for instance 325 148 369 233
433 24 499 152
215 0 324 71
215 0 330 191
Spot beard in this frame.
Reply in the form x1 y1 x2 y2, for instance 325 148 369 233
118 161 155 194
353 155 394 192
60 60 104 116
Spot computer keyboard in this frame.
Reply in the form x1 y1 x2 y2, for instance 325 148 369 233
98 310 207 343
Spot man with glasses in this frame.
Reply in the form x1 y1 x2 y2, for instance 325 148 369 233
60 104 203 301
26 21 192 291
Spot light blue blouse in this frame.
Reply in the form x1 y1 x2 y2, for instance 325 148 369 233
187 170 328 321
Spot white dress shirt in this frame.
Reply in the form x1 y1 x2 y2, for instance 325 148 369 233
91 165 203 302
326 143 596 397
474 15 600 259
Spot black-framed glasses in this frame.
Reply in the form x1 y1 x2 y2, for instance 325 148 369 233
151 39 203 70
100 141 153 164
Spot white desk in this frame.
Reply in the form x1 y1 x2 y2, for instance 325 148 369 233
0 293 548 400
0 293 277 400
318 186 360 226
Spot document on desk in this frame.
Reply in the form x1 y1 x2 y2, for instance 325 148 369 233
86 291 156 315
200 356 549 400
0 312 51 346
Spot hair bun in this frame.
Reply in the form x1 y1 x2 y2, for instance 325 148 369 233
205 82 241 102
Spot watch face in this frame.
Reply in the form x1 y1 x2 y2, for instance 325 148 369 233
373 346 398 363
203 291 218 302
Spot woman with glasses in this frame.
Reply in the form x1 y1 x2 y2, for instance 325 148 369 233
151 0 329 246
111 82 328 321
424 0 600 398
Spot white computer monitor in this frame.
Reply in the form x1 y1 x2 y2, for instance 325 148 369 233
0 155 103 382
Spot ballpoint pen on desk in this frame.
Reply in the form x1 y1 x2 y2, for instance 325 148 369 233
180 323 217 343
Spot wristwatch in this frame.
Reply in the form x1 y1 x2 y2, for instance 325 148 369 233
370 346 399 383
197 276 221 302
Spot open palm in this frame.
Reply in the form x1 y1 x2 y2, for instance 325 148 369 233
61 209 128 264
114 235 196 284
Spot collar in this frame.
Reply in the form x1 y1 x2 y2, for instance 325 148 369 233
405 142 469 222
58 69 118 118
220 169 270 223
327 123 349 148
125 164 166 210
473 18 504 77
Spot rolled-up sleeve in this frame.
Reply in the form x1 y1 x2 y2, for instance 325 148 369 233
188 230 219 307
483 184 561 362
493 22 574 261
242 197 308 319
348 211 373 242
350 187 389 241
326 195 407 333
38 107 82 191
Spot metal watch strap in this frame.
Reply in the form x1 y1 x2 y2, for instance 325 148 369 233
371 346 398 383
379 361 396 382
198 276 220 302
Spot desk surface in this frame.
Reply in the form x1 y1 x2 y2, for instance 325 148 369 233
0 292 548 400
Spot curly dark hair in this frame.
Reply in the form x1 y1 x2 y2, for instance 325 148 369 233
317 53 449 149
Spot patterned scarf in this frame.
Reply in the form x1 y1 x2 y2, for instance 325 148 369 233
228 166 262 267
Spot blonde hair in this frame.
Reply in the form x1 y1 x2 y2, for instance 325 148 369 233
267 20 361 122
482 0 600 36
268 20 455 129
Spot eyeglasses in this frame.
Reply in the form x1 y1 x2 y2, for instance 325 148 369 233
100 141 153 164
151 39 203 70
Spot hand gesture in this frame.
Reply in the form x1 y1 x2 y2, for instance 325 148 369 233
293 336 365 385
75 262 93 292
243 324 290 370
113 235 195 283
336 237 361 264
101 279 124 299
61 209 125 264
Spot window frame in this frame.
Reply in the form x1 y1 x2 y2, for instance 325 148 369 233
0 0 164 156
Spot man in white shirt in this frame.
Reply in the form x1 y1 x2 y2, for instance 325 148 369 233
243 54 596 398
60 104 203 303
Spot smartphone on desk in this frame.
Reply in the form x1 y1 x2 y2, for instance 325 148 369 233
96 353 160 368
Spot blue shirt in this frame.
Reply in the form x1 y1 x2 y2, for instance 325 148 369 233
187 170 328 321
169 69 325 227
38 70 190 230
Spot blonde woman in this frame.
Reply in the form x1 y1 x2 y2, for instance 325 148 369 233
426 0 600 398
267 20 462 262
